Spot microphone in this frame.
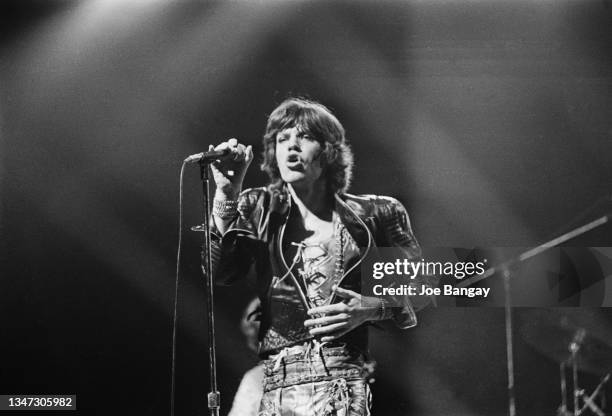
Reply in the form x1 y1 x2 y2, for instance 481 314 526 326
184 148 231 164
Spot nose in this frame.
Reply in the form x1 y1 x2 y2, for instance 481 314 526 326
287 132 301 150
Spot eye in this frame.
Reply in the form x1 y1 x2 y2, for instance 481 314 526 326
300 133 315 142
277 134 288 143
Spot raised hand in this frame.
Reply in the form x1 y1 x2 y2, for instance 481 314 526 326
209 138 254 200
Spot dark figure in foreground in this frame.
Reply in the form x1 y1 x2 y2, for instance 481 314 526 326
210 98 421 415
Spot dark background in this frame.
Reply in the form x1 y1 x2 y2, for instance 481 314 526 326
2 1 612 415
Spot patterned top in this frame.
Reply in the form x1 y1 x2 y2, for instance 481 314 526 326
298 218 360 308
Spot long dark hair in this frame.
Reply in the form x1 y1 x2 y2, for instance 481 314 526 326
261 98 354 194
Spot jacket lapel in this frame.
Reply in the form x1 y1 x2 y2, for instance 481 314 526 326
334 194 372 249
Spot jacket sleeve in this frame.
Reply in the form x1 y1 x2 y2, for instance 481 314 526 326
209 188 265 285
377 197 422 329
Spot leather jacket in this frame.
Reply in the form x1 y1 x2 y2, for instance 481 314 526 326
210 185 421 357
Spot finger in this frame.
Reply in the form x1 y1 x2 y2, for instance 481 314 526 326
304 313 349 328
333 286 360 299
232 144 246 161
245 145 254 163
214 142 230 152
210 144 222 168
211 143 230 167
321 332 349 342
308 303 348 316
308 322 348 336
228 138 238 147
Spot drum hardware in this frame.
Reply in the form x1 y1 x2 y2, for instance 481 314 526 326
558 359 610 416
577 373 609 416
457 213 610 416
522 323 612 416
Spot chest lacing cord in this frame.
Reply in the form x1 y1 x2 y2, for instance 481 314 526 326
302 213 345 310
272 242 306 288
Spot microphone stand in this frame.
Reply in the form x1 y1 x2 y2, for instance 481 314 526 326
457 213 610 416
198 160 220 416
569 329 585 416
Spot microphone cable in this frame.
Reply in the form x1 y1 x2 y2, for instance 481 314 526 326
170 160 187 416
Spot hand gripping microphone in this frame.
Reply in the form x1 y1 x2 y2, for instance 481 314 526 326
184 148 231 164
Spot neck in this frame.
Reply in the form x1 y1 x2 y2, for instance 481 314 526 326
287 180 333 221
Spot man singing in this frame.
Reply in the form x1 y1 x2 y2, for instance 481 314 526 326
210 98 421 415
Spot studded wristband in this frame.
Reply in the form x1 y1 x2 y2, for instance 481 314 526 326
377 298 393 321
212 199 238 219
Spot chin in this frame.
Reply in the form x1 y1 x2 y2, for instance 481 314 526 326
280 171 307 184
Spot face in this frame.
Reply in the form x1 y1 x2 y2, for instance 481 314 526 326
275 126 325 189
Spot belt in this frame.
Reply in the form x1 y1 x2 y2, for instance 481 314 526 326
261 341 366 392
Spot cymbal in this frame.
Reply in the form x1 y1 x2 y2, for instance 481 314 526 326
521 312 612 375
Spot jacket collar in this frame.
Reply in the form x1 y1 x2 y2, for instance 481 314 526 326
334 193 372 250
269 184 372 249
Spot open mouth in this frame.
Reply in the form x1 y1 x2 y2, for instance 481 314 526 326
285 154 303 169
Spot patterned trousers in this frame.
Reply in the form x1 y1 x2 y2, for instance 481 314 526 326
258 342 372 416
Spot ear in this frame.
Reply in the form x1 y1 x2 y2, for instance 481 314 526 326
323 143 338 164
